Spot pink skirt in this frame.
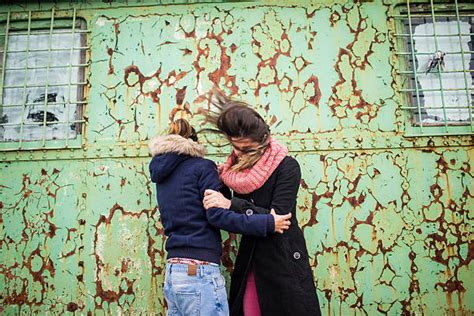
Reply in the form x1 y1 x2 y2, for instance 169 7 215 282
243 268 261 316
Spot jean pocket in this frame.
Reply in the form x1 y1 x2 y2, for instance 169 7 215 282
175 291 201 316
212 274 226 290
212 274 228 313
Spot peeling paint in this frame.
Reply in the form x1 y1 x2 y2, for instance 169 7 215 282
0 1 473 315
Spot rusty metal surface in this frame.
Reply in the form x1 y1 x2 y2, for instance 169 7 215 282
0 0 473 315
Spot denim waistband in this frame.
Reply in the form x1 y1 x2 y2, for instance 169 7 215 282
166 262 221 277
167 257 215 265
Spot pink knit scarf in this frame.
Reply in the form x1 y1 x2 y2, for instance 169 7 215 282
220 138 288 194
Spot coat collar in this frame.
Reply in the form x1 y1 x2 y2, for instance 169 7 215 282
148 134 206 158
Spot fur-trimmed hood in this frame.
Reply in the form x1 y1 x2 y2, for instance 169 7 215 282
148 135 206 184
148 134 206 158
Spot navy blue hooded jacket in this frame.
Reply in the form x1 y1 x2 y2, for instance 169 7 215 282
148 134 274 264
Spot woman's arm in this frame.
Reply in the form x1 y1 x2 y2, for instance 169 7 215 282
205 157 301 216
198 160 291 236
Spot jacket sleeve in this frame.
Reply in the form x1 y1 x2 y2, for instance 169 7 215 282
230 157 301 216
149 156 159 183
197 160 275 236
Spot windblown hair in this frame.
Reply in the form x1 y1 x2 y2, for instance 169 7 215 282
168 118 198 142
202 87 270 171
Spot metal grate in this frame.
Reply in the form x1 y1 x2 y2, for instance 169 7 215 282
395 0 474 136
0 8 90 150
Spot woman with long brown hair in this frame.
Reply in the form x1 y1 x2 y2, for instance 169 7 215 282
202 89 321 316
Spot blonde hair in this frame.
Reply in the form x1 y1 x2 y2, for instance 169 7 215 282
168 119 198 142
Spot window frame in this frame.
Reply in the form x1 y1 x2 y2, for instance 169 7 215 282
394 0 474 136
0 8 89 151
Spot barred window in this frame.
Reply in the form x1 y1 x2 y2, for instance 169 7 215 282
395 1 474 135
0 9 88 149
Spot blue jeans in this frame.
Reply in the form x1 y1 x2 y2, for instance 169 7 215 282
163 263 229 316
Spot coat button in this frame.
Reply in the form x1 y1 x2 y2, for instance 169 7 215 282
245 209 254 216
293 252 301 260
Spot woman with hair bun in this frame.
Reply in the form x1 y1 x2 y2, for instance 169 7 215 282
149 118 292 316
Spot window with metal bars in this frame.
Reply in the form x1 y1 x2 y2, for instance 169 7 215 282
395 1 474 136
0 9 88 150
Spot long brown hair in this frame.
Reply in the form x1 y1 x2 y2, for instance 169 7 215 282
201 88 270 171
168 118 198 142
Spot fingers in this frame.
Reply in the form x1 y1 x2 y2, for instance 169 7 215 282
276 221 290 233
205 190 223 201
271 208 292 218
275 221 290 234
204 190 219 209
203 196 214 209
273 210 292 233
203 194 223 209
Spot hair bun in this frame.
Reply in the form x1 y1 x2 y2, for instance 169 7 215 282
168 119 198 142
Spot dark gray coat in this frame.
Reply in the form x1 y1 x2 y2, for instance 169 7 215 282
228 156 321 316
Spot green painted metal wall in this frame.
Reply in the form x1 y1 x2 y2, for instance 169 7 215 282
1 1 473 315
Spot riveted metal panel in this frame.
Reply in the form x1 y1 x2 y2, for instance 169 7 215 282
1 1 473 315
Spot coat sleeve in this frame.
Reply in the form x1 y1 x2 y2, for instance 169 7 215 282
149 156 159 183
197 160 275 236
230 157 301 216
